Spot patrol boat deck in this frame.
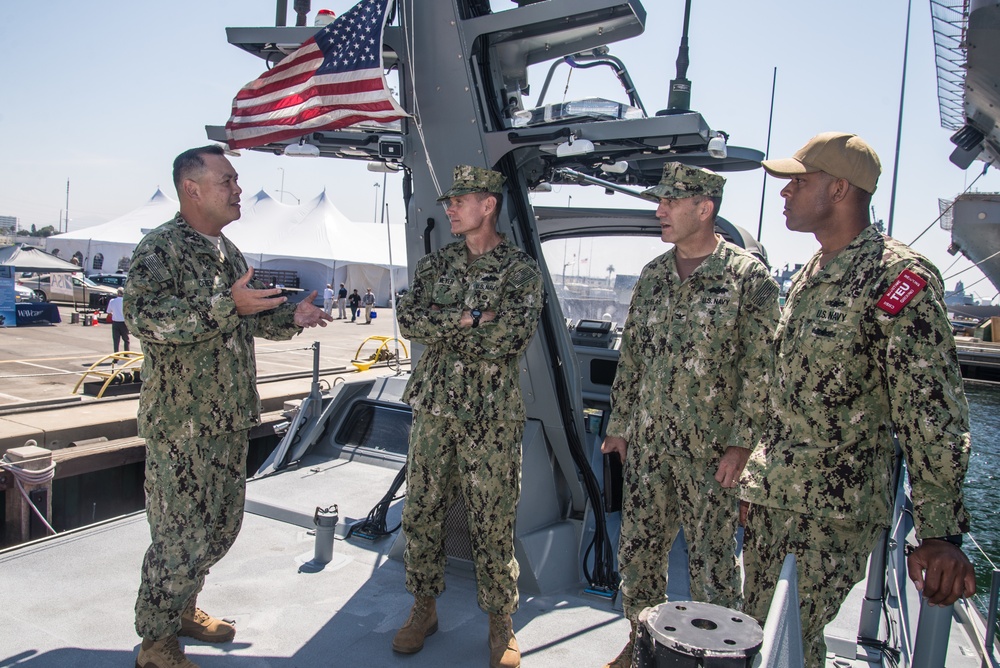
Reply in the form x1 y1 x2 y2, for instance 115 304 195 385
1 376 632 668
0 372 992 667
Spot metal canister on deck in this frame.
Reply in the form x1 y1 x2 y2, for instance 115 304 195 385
635 601 763 668
312 504 339 565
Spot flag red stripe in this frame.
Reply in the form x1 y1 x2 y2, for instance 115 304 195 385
233 66 382 107
228 101 402 131
239 40 323 83
231 77 387 117
233 56 328 101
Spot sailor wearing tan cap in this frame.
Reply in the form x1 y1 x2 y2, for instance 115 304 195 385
741 132 975 666
599 162 779 668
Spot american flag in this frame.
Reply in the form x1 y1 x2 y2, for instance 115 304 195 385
225 0 406 150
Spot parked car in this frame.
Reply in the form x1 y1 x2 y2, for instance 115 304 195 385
22 273 119 308
89 272 127 288
13 283 38 302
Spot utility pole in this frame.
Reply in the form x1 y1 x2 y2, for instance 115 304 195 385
64 179 70 233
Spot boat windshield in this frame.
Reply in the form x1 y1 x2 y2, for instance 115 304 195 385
541 234 665 324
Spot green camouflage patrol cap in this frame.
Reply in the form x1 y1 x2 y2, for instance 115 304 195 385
640 162 726 202
437 164 506 201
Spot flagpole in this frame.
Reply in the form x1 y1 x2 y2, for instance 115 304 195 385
379 170 402 373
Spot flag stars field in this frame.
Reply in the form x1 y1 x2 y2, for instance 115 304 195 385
225 0 406 150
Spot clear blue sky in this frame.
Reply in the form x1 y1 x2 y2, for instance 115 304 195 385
1 1 997 300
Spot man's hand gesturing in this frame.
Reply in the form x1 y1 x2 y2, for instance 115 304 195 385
232 268 286 315
294 290 334 328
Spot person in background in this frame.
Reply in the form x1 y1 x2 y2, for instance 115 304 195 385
107 287 131 353
600 163 779 668
323 284 335 316
126 145 332 668
393 164 543 668
741 132 975 666
362 287 376 324
337 282 348 319
348 288 362 323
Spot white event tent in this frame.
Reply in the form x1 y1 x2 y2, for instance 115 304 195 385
46 189 408 304
46 189 176 274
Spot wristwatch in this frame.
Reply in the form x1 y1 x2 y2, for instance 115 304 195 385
471 308 482 328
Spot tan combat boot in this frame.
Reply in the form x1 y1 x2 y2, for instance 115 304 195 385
135 635 200 668
488 613 520 668
603 620 637 668
392 595 438 654
180 600 236 643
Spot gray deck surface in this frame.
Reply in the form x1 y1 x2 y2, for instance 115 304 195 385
0 449 629 668
1 444 988 668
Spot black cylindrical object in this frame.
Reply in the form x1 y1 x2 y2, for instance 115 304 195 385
293 0 311 26
636 601 763 668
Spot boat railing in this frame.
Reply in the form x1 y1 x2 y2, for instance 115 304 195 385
755 553 805 668
985 565 1000 667
962 533 1000 667
756 460 998 667
887 463 1000 668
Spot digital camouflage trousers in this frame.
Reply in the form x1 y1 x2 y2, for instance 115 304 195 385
619 450 742 622
402 412 522 615
135 430 248 639
743 504 881 668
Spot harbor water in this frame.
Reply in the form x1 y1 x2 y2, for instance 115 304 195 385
963 381 1000 614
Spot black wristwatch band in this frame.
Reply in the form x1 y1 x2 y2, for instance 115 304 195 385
926 534 964 547
471 309 482 328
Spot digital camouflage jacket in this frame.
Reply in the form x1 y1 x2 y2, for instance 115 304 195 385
742 225 971 538
606 238 780 459
398 237 543 422
124 214 301 442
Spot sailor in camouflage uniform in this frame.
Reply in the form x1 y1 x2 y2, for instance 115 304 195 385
600 163 780 668
127 145 331 668
392 165 542 668
741 133 975 667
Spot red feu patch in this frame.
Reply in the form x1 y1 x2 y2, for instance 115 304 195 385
877 269 927 315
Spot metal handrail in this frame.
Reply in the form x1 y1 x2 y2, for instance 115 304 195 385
985 568 1000 666
755 554 805 668
963 532 1000 667
912 602 956 668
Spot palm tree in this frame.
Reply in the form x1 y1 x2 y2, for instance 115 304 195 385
606 264 615 286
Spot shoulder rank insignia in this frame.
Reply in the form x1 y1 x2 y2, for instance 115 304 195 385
877 268 926 315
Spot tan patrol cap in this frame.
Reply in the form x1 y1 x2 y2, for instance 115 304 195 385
761 132 882 194
640 162 726 202
437 164 506 201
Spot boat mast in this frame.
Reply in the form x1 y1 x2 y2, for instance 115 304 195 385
887 0 913 237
